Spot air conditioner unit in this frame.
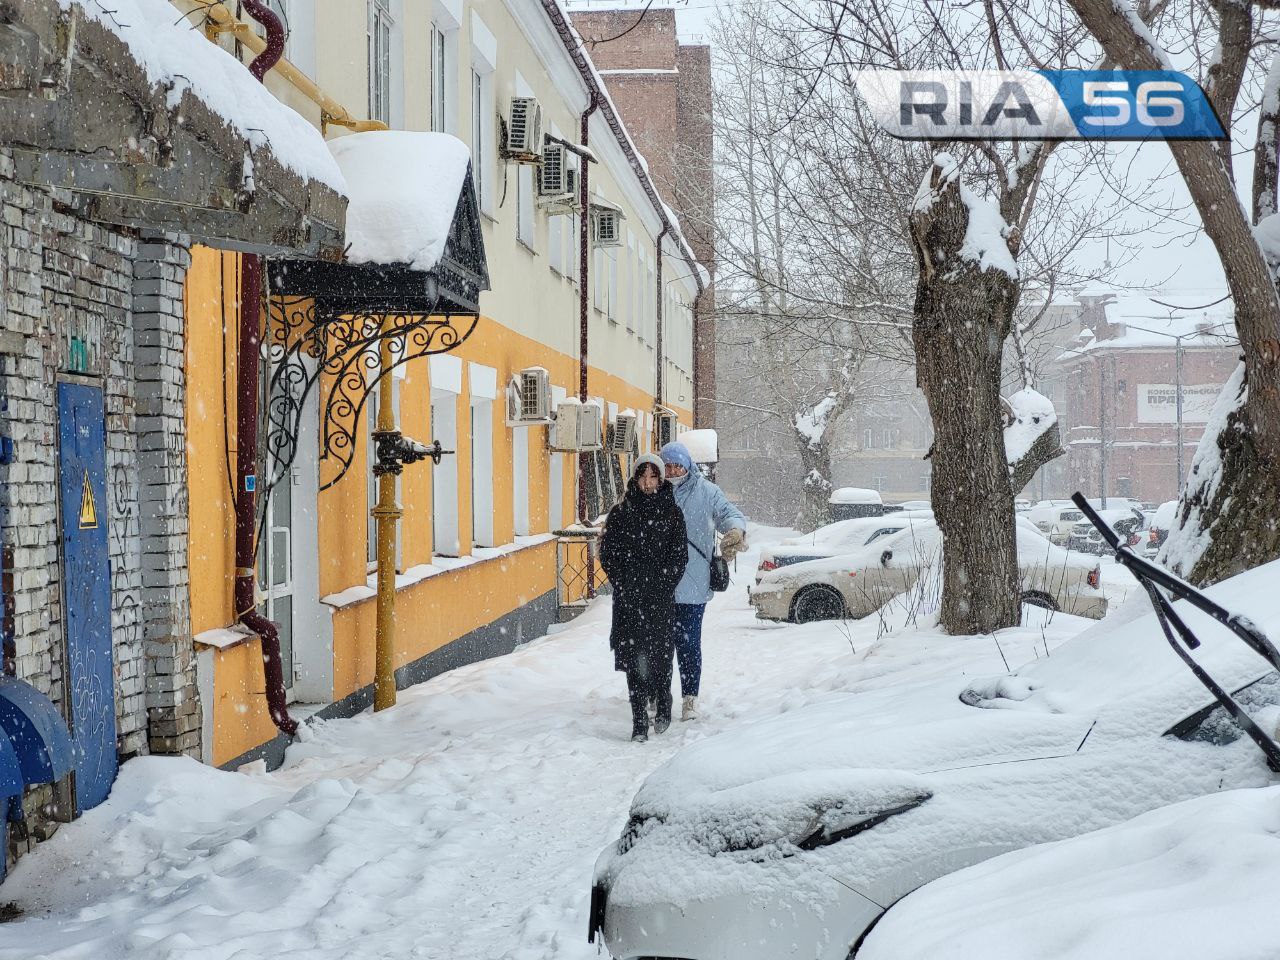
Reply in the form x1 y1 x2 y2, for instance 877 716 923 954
590 201 624 247
579 402 603 451
608 413 637 454
538 146 579 214
654 407 679 448
505 368 553 426
550 400 581 451
505 97 544 162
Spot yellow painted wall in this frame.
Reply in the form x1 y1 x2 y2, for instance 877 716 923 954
185 246 239 634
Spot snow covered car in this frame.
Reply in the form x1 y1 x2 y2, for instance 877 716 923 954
756 512 932 574
749 518 1106 624
589 559 1280 960
1065 506 1147 555
1025 501 1085 544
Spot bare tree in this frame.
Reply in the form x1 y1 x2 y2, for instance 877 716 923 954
1064 0 1280 585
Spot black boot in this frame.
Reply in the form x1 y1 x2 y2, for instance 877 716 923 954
632 719 649 742
653 690 673 735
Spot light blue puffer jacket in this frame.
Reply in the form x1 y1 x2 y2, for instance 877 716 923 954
660 442 748 605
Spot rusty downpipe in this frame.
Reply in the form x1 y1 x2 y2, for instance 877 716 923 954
655 225 668 407
235 0 296 737
577 93 600 527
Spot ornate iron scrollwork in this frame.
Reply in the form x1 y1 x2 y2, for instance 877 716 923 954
260 294 478 499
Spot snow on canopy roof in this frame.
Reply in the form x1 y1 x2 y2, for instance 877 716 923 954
328 132 470 272
61 0 345 193
681 429 718 464
829 487 883 505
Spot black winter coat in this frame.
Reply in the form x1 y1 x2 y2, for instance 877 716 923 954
600 478 689 672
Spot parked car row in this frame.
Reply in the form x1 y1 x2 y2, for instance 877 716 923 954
750 516 1108 624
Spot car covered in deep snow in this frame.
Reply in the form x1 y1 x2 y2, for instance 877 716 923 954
1146 499 1179 558
749 517 1106 623
756 512 933 574
589 559 1280 960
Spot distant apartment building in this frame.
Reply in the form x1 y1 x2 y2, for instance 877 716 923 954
1060 294 1239 504
568 6 717 425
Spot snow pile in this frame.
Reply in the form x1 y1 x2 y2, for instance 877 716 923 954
62 0 345 192
860 785 1280 960
1160 362 1247 576
681 428 719 464
1004 388 1057 465
329 132 471 271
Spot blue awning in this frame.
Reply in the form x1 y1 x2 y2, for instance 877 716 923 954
0 677 73 786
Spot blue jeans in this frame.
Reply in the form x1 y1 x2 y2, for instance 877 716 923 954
673 603 706 697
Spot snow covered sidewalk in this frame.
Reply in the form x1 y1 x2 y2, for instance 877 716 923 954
0 530 1095 960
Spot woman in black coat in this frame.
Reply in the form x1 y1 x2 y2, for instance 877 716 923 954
600 454 688 742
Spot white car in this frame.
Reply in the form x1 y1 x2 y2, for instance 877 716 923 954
1025 502 1086 544
589 560 1280 960
750 517 1106 623
757 512 933 573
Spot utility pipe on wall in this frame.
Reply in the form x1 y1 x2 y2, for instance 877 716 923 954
578 94 600 527
655 225 668 408
235 0 296 738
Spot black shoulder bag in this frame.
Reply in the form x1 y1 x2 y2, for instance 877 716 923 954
688 538 731 593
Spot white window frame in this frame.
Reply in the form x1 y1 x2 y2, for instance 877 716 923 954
368 0 394 126
513 427 531 537
430 3 460 135
470 12 496 215
470 398 495 547
515 72 537 249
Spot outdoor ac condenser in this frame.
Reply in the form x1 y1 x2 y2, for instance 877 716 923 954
506 97 544 161
550 400 582 451
608 413 637 454
506 368 552 426
654 408 679 449
578 402 604 452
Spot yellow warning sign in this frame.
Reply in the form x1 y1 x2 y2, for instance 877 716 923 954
79 471 98 529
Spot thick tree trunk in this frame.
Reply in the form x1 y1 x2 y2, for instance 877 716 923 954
910 159 1021 634
1067 0 1280 586
796 434 835 531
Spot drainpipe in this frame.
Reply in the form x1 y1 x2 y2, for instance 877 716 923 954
235 0 296 737
578 93 600 526
655 225 668 408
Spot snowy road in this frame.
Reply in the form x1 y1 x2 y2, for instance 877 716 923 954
0 530 1100 960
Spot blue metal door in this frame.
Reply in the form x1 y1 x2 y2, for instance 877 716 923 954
57 382 116 814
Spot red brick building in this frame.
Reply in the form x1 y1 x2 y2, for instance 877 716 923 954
569 6 717 425
1061 294 1239 504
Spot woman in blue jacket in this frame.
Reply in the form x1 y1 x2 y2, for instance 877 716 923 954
659 442 748 721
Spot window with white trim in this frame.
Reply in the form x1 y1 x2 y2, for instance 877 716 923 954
469 14 495 214
368 0 394 125
513 427 530 537
431 391 460 555
470 398 494 547
608 250 618 322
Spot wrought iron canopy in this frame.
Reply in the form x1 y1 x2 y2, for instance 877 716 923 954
259 169 490 497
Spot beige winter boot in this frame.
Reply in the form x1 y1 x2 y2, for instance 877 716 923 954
681 695 699 721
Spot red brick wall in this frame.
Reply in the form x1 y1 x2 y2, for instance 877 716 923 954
572 7 717 426
1063 345 1240 502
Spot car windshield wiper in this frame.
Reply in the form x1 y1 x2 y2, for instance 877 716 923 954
1072 492 1280 773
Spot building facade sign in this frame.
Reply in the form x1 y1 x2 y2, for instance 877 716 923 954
1137 383 1222 423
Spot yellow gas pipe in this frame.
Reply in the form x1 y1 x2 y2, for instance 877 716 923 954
200 4 389 134
372 335 401 712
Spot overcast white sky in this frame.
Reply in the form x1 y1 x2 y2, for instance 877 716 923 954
563 0 1234 305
